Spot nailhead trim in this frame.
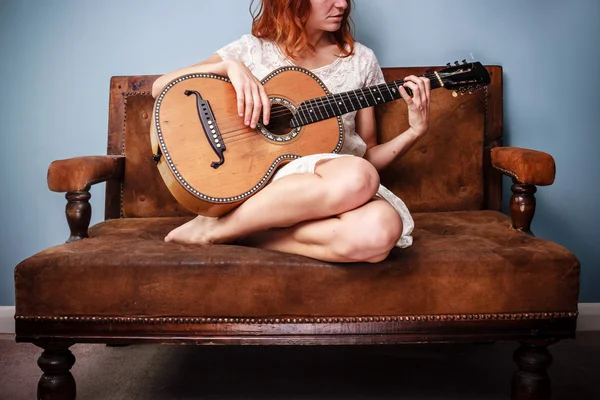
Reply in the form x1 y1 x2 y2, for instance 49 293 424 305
14 312 578 324
121 90 152 217
492 163 520 182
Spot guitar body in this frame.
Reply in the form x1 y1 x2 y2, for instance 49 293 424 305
151 67 344 217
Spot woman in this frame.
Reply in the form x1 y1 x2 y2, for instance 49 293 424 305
151 0 430 263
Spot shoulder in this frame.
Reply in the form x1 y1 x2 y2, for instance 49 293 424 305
352 42 379 62
235 33 263 47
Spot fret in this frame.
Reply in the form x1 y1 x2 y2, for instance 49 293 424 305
374 84 389 103
344 92 357 111
385 83 401 100
391 81 403 99
354 89 370 108
358 88 374 107
304 101 317 123
332 93 347 114
381 83 396 101
296 109 307 126
348 91 364 110
366 86 379 105
321 96 335 119
311 99 326 121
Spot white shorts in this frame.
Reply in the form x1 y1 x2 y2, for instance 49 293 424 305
271 153 414 249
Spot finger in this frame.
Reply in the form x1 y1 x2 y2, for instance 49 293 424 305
234 84 245 118
407 76 428 110
250 84 262 128
399 85 413 105
415 78 427 110
403 81 422 109
258 84 271 125
243 83 254 126
422 77 431 105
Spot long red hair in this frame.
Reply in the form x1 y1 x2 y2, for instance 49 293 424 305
250 0 355 59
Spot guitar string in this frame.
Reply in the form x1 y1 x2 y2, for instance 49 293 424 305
211 73 441 129
215 73 445 142
214 76 440 139
211 80 450 144
216 85 480 146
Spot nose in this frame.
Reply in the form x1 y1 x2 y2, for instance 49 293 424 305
334 0 348 10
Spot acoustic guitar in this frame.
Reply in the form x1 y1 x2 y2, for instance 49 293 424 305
150 61 490 217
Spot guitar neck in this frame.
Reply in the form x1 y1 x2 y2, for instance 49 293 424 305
290 72 442 128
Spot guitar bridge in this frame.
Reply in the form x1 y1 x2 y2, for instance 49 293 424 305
185 90 226 169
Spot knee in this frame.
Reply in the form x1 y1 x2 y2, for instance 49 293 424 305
327 157 380 210
338 202 403 262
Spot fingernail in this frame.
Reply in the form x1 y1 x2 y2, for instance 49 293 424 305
245 120 249 125
239 113 244 117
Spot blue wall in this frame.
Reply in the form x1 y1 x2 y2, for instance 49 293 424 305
1 0 598 305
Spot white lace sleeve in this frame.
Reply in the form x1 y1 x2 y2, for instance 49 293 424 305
362 48 386 88
215 34 255 66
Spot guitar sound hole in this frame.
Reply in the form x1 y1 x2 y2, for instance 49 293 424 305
263 104 294 136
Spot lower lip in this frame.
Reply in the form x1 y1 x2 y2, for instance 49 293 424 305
330 16 343 20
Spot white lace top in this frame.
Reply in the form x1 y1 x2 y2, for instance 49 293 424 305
216 34 386 157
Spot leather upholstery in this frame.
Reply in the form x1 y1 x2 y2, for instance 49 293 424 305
491 147 556 186
47 155 125 192
15 211 579 318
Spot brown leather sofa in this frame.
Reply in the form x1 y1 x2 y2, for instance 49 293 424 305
14 66 580 400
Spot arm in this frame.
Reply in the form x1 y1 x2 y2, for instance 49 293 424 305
152 54 271 127
360 75 431 171
48 155 125 192
491 147 556 235
151 54 227 98
47 155 125 243
358 108 423 171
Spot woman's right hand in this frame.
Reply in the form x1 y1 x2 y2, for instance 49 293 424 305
224 59 270 128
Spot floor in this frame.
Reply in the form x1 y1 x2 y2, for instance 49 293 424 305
1 332 599 399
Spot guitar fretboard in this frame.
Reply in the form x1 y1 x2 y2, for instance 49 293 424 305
289 77 442 128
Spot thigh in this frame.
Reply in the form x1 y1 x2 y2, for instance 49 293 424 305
313 155 378 181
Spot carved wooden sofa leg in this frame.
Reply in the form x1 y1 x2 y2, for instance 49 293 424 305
35 342 76 400
512 340 557 400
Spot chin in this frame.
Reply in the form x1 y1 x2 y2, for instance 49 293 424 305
323 22 342 31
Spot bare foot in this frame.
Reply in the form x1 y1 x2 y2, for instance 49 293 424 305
164 215 220 244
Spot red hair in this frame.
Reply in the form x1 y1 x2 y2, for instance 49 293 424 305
250 0 355 59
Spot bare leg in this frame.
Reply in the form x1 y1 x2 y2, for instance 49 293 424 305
239 199 403 263
165 156 380 244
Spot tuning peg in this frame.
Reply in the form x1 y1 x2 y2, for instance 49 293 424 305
454 61 460 66
446 63 452 67
462 59 467 65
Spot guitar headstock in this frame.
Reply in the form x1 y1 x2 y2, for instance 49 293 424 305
437 60 491 94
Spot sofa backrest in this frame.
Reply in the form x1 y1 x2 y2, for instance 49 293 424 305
105 66 502 219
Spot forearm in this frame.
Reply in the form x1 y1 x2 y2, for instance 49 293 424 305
152 59 231 98
364 127 423 171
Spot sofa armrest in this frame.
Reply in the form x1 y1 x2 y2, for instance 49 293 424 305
48 155 125 192
47 155 125 243
490 147 555 236
491 147 555 186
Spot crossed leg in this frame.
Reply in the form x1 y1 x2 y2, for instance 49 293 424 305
165 156 403 262
238 199 402 263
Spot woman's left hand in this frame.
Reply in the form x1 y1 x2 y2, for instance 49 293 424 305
399 75 431 137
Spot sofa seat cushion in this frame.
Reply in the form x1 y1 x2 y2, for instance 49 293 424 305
15 211 579 319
